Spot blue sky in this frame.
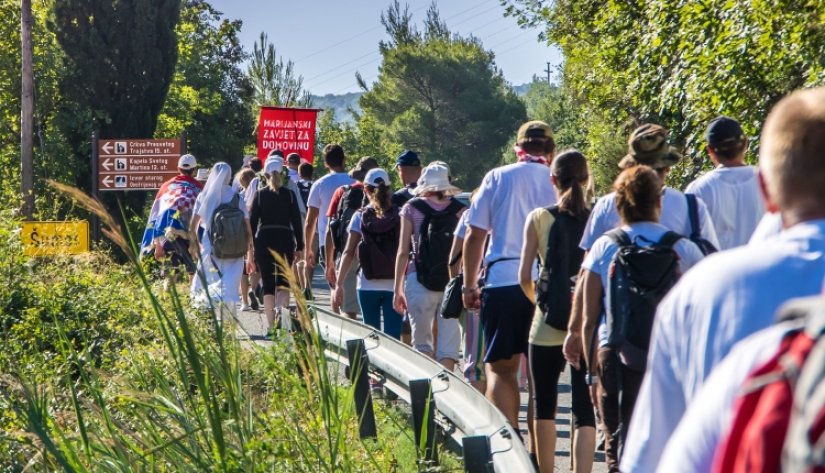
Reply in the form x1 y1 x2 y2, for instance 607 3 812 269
209 0 561 95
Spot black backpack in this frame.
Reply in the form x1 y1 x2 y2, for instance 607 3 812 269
358 206 401 280
296 180 312 207
329 185 365 255
536 206 590 330
410 198 466 292
605 228 682 372
685 194 718 255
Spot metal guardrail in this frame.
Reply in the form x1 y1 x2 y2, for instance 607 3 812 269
311 304 535 473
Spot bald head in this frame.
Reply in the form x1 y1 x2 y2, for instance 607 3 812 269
760 87 825 219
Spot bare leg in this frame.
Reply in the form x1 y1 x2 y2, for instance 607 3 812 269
573 426 596 473
534 419 557 473
486 356 522 428
438 358 456 372
240 273 250 305
264 294 276 330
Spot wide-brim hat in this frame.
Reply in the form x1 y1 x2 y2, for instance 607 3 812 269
412 162 461 196
619 123 682 170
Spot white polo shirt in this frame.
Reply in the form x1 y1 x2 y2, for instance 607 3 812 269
685 166 764 250
621 219 825 473
467 161 557 288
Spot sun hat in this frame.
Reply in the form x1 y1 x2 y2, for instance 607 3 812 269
517 121 554 142
619 123 682 169
413 162 461 196
364 168 391 187
706 116 746 150
395 150 421 167
349 156 379 181
178 154 197 170
265 156 284 174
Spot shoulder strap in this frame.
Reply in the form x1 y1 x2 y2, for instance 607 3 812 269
409 198 434 216
658 230 683 248
686 194 701 239
606 228 632 246
230 193 240 207
446 198 466 214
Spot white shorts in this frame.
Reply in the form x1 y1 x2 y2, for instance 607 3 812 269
405 273 461 361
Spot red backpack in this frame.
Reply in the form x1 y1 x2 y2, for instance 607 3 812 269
712 297 825 473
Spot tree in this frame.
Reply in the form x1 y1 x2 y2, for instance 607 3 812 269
247 32 312 110
20 0 34 218
357 2 526 188
52 0 181 191
156 1 255 169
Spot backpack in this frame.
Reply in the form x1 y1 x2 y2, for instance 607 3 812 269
536 206 590 330
358 206 401 280
711 298 825 473
686 194 718 255
296 180 312 207
410 198 466 292
329 185 365 255
209 194 248 259
605 229 682 372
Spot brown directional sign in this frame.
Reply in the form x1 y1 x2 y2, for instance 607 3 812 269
97 139 181 191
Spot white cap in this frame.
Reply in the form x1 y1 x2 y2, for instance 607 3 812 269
178 154 197 170
265 156 284 174
364 168 391 187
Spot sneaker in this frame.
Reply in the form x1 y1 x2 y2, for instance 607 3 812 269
239 304 252 312
248 290 259 311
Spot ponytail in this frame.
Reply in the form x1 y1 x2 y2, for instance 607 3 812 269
557 177 589 218
366 184 392 217
266 172 282 191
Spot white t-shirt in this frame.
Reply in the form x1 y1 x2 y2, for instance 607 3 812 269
306 171 354 248
287 168 300 183
749 211 784 244
454 210 470 240
656 320 798 473
582 222 705 347
348 210 395 292
580 188 720 251
685 166 764 250
621 219 825 473
467 162 557 287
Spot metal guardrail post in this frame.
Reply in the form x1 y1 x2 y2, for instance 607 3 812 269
346 339 377 439
463 435 493 473
410 378 438 465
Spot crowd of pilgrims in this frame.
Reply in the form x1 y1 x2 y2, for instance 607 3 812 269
142 86 825 473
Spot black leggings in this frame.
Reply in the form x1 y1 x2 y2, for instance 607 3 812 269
254 247 294 295
528 343 596 428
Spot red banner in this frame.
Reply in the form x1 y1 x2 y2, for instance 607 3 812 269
257 106 320 163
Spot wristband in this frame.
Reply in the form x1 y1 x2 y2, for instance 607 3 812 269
461 285 479 294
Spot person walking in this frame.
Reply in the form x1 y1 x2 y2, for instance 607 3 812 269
394 162 466 370
334 168 403 339
518 150 596 473
685 116 764 249
190 162 254 322
392 149 422 206
236 168 259 311
249 157 304 333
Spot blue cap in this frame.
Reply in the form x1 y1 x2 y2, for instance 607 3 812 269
706 116 745 149
395 150 421 167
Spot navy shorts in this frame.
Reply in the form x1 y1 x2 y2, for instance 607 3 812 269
479 284 534 363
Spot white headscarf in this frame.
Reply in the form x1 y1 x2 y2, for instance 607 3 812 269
196 162 238 233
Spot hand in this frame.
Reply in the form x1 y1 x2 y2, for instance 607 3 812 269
294 250 304 263
246 258 256 274
589 378 600 409
393 292 408 315
563 332 583 369
333 285 344 308
305 250 315 267
154 242 165 260
325 266 337 286
462 287 481 310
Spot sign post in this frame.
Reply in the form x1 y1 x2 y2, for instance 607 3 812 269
21 221 89 256
257 106 320 163
97 138 181 192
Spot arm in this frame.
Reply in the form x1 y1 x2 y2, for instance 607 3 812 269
461 225 488 310
324 230 336 285
518 217 539 304
289 192 305 261
245 219 255 273
581 269 603 371
448 236 464 279
303 206 319 265
563 261 588 368
333 230 360 308
393 216 414 314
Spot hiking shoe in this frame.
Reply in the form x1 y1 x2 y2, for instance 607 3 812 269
239 304 252 312
248 290 259 311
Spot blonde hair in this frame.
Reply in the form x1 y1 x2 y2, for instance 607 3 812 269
365 184 392 217
614 165 662 224
266 171 282 191
237 168 255 189
760 87 825 214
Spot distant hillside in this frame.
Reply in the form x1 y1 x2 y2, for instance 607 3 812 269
311 83 531 124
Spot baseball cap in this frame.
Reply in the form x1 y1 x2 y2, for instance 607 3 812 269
517 121 554 142
350 156 379 181
286 152 302 165
395 150 421 167
706 116 746 150
364 168 391 187
178 154 197 170
619 124 682 170
265 156 284 174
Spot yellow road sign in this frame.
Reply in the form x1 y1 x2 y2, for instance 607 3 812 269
21 221 89 256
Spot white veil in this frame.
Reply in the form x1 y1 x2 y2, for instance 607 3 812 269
196 162 237 233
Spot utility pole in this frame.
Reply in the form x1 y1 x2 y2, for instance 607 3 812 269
544 62 552 83
21 0 35 219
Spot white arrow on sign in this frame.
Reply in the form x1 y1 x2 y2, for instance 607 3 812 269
102 142 113 154
102 176 113 188
102 158 112 171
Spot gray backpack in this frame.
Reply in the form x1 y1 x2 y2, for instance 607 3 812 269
209 194 248 258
